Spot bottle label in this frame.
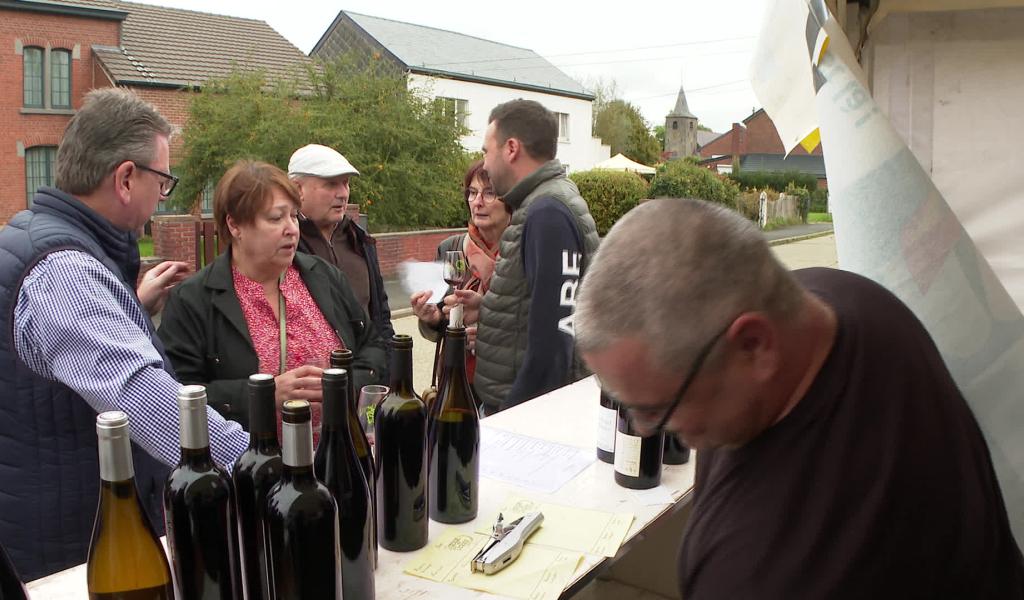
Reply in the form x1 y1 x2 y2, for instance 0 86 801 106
614 430 642 477
282 421 313 467
597 406 616 453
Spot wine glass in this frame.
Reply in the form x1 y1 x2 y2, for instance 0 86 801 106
443 250 468 326
358 385 390 434
443 250 468 288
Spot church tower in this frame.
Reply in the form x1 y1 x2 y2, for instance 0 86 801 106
664 85 698 158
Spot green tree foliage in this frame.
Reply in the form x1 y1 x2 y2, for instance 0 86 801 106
174 55 472 228
569 169 649 235
648 158 739 206
727 170 818 193
593 99 661 166
654 125 665 150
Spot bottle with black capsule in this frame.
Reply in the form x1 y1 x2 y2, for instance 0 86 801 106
613 404 665 490
314 368 375 600
87 411 174 600
330 348 377 566
266 400 341 599
164 385 240 600
232 374 282 600
596 387 617 464
374 334 429 551
662 435 691 465
428 326 480 524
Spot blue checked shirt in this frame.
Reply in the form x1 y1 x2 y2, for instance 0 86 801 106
14 250 249 468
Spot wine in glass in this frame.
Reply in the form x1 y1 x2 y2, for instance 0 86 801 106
443 250 469 326
443 250 468 288
358 385 391 438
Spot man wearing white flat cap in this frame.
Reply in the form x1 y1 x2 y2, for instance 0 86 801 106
289 143 394 377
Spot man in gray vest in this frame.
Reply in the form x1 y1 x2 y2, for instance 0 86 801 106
0 88 249 580
453 99 599 415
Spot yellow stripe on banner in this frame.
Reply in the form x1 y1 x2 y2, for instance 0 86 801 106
816 37 831 64
800 128 822 154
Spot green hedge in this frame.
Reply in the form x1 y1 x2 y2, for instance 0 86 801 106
569 170 649 235
810 188 829 213
728 170 818 192
649 159 739 206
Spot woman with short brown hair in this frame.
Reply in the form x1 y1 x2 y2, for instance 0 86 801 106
159 160 386 440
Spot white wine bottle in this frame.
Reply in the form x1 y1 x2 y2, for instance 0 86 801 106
86 411 174 600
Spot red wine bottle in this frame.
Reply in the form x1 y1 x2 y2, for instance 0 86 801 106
375 335 428 551
314 369 375 600
232 374 282 600
329 348 377 566
613 404 665 490
428 326 480 524
596 388 617 464
164 385 241 599
266 400 342 599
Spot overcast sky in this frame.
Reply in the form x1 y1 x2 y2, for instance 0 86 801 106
135 0 771 133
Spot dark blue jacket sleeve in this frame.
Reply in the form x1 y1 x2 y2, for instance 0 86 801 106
504 198 584 408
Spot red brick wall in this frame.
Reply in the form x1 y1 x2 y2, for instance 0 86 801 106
152 214 199 269
374 229 466 278
150 210 464 280
128 86 195 159
0 9 120 222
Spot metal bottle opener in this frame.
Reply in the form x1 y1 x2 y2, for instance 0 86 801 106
470 511 544 575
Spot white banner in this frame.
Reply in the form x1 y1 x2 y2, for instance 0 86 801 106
752 0 1024 547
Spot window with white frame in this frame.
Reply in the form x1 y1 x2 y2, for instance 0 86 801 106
25 146 57 206
437 97 469 128
23 46 72 110
556 112 570 142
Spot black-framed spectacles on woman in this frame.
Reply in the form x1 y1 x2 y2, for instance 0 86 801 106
134 162 179 197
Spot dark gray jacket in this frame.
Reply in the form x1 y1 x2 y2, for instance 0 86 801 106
474 161 600 413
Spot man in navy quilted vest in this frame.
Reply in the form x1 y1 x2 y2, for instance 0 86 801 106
0 88 250 581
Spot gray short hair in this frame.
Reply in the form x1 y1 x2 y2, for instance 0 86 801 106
55 88 172 195
575 198 803 372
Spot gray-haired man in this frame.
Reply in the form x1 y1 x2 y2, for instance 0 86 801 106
0 88 249 580
576 198 1023 598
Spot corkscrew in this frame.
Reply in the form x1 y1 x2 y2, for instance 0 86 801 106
470 511 544 575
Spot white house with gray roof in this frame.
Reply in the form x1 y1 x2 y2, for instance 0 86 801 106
311 11 610 172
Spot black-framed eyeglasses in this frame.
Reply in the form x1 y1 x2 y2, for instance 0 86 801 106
134 163 178 197
634 319 735 435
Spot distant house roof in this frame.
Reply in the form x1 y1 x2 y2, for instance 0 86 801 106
696 130 721 148
40 0 311 88
312 10 592 100
739 153 826 178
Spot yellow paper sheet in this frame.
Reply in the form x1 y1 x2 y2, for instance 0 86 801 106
477 496 634 557
403 530 583 600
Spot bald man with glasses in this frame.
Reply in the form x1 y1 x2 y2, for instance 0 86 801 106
576 198 1023 599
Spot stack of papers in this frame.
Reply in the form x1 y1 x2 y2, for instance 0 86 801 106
479 427 594 494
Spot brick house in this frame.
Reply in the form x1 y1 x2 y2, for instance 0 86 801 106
0 0 310 224
699 108 827 188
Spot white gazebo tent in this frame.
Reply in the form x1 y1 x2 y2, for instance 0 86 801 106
593 153 656 175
